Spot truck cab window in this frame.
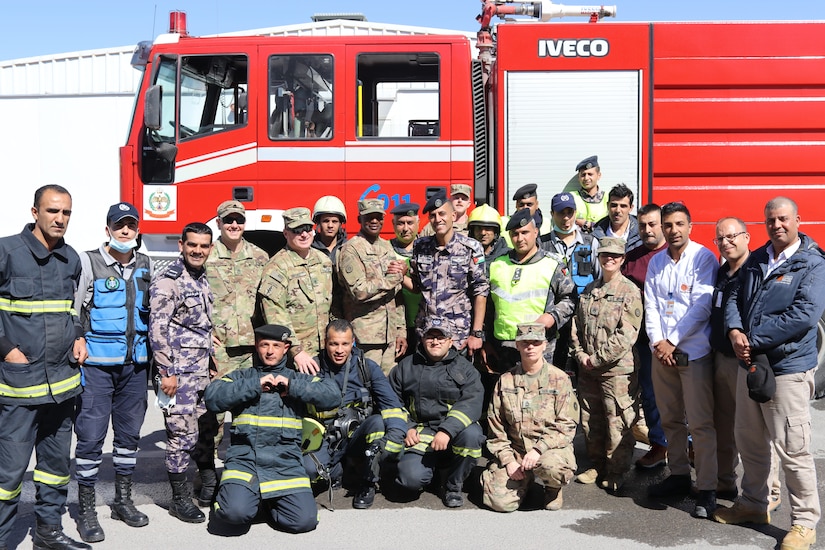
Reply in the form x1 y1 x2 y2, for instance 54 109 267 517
356 53 440 138
268 54 334 140
178 55 248 140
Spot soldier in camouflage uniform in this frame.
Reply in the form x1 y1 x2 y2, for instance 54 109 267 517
198 200 269 506
482 323 579 512
337 199 407 374
390 202 422 353
418 183 471 237
570 237 643 492
405 191 489 353
149 222 214 524
258 207 333 375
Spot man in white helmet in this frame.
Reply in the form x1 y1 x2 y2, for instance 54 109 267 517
311 195 348 267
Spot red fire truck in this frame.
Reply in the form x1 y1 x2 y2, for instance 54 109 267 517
120 2 825 378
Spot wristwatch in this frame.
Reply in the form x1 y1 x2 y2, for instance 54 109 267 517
471 329 485 339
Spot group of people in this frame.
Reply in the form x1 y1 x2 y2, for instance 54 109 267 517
0 158 821 550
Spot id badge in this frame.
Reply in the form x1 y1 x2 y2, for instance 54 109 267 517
665 299 675 316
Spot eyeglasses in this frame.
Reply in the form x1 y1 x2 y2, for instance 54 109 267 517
713 231 746 246
289 225 313 235
423 333 450 342
221 215 245 225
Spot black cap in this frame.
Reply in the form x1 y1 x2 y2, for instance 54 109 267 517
254 324 292 342
512 183 538 201
505 208 535 231
745 354 776 403
422 191 448 214
576 155 599 172
390 202 420 217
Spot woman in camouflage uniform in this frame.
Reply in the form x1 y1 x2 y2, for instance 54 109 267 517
570 237 643 492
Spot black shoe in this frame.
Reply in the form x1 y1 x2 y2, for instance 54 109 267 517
692 490 717 519
648 474 692 498
76 485 105 543
111 474 149 527
196 468 218 508
33 523 92 550
168 472 206 523
443 491 464 508
352 484 376 509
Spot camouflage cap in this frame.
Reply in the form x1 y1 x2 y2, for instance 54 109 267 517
515 323 546 342
422 317 452 338
598 237 626 256
358 199 385 217
217 200 245 218
254 324 292 342
450 183 473 198
282 207 313 229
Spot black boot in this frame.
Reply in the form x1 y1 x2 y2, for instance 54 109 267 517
167 472 205 523
75 484 104 543
32 522 92 550
196 468 218 508
111 474 149 527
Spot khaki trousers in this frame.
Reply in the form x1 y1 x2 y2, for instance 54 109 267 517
735 367 820 528
652 353 717 490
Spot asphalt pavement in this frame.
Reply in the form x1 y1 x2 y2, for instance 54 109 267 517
8 392 825 550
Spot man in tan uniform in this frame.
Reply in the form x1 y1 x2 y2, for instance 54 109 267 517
337 199 407 373
258 207 333 374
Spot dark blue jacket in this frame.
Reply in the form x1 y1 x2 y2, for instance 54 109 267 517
592 214 643 253
725 233 825 376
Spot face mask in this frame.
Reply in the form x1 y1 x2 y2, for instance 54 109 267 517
109 237 138 253
553 223 575 235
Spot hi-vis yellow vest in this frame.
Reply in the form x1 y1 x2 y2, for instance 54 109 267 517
490 254 558 341
572 189 609 223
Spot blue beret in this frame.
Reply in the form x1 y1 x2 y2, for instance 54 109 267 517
506 208 535 231
576 155 599 172
422 191 448 214
254 324 292 342
390 202 420 217
512 183 538 201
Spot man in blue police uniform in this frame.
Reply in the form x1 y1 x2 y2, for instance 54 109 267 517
73 202 152 542
0 185 90 550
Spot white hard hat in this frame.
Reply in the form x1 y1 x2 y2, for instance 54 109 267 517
312 195 347 223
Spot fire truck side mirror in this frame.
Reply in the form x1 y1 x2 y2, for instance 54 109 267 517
144 85 163 131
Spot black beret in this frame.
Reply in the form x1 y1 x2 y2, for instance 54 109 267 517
422 191 448 214
254 324 292 342
512 183 538 201
746 354 776 403
505 208 535 231
575 155 599 172
390 202 420 217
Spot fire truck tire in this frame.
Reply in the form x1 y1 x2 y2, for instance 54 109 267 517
813 313 825 400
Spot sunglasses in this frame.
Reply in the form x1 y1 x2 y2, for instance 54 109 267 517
289 225 314 235
221 215 246 225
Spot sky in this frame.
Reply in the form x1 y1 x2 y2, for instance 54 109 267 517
4 0 825 62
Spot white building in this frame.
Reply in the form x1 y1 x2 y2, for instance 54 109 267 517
0 18 474 252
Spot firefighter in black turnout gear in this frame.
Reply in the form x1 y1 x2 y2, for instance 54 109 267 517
303 319 407 509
